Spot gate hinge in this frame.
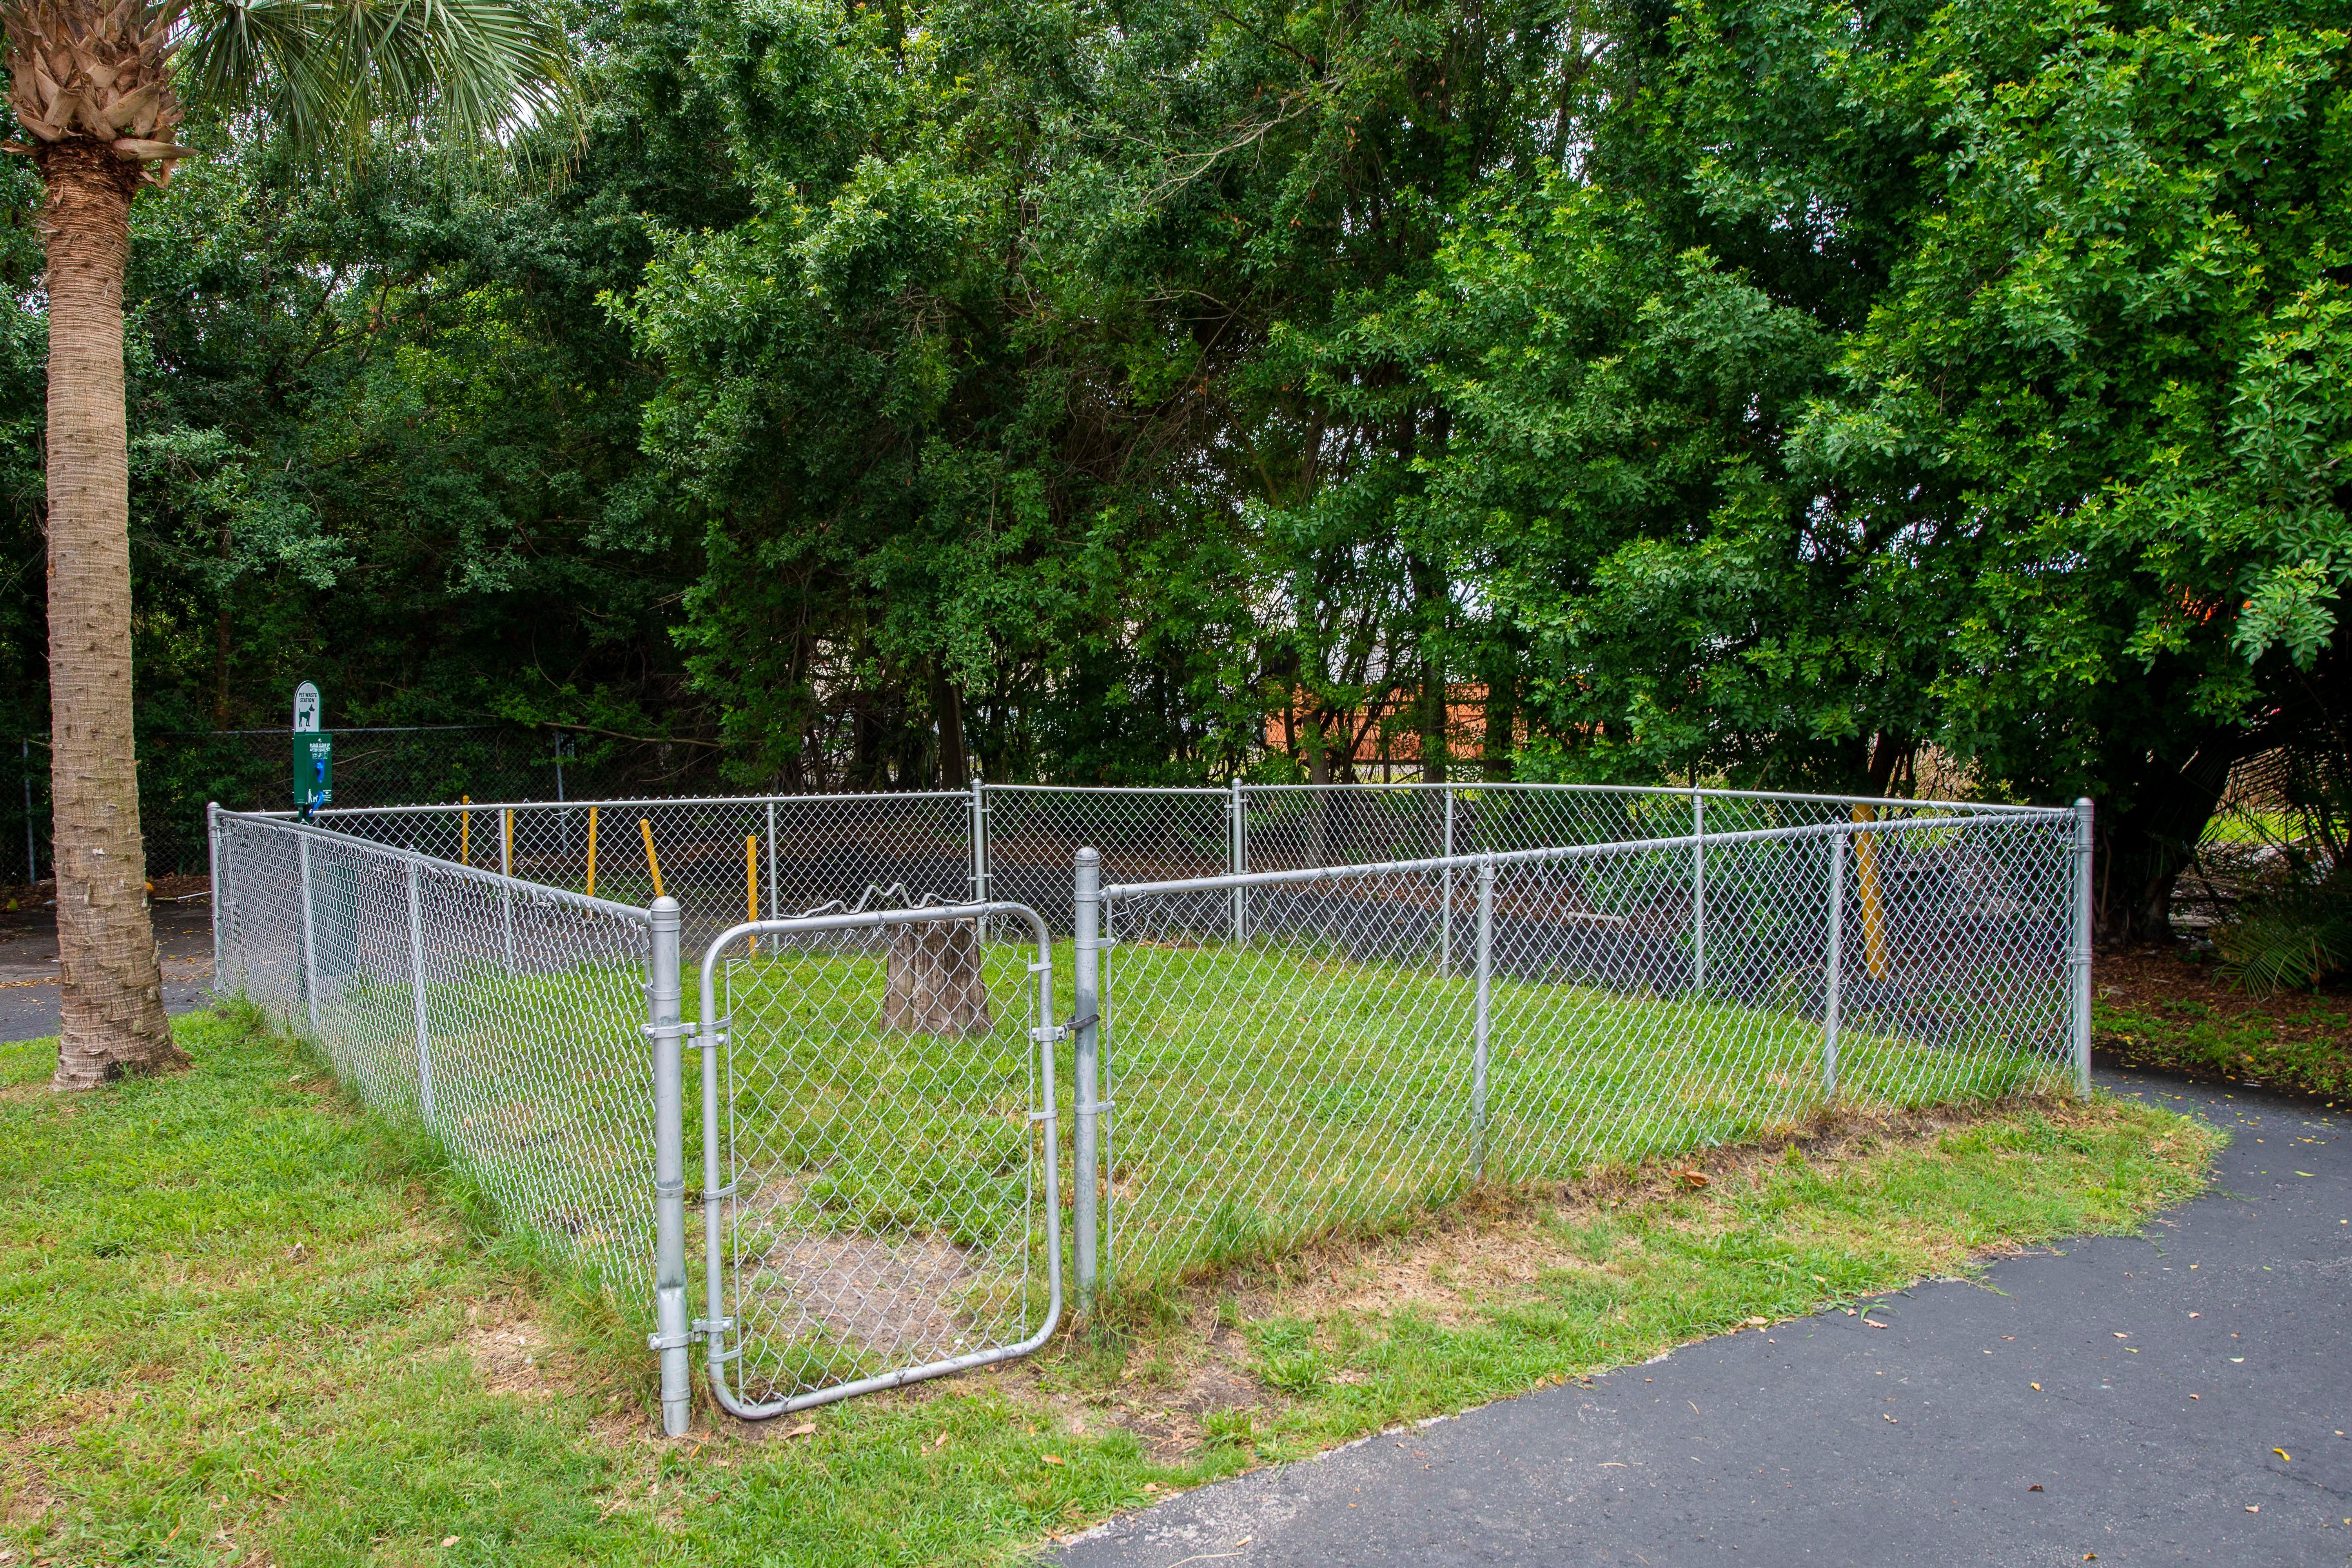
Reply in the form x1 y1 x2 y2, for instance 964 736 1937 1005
1030 1025 1067 1044
1076 1100 1114 1117
692 1316 733 1340
647 1328 693 1351
653 1178 687 1200
644 1019 697 1043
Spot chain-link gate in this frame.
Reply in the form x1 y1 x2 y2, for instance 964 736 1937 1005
690 900 1065 1419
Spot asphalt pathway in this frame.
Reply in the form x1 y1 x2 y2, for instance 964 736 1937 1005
0 903 216 1042
1063 1068 2350 1566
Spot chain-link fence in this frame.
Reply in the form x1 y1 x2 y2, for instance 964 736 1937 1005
212 808 660 1303
1092 802 2089 1287
695 902 1063 1419
210 784 2089 1431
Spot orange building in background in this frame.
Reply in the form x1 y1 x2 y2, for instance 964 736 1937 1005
1263 684 1519 779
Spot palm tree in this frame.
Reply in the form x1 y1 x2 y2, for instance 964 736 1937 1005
11 0 567 1090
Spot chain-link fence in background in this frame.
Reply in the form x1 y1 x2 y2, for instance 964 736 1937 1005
1094 803 2089 1287
208 784 2090 1432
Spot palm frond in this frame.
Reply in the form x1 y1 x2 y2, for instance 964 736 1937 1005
177 0 574 161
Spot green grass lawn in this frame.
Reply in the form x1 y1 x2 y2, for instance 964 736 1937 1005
0 1004 2214 1568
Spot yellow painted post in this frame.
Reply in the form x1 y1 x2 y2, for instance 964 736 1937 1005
460 795 471 866
1853 802 1889 981
503 808 514 877
746 834 760 956
639 817 664 899
585 806 599 898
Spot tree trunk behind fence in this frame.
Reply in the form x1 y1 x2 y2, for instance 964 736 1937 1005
883 921 990 1035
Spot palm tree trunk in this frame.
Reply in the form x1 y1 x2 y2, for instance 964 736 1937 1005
41 143 180 1090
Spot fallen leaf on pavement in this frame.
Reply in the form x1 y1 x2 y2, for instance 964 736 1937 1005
2029 1484 2043 1492
2274 1450 2290 1461
2031 1383 2042 1391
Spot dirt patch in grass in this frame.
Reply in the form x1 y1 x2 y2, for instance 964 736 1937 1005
2094 946 2351 1102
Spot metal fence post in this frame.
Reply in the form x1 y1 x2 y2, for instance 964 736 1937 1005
298 833 320 1036
971 778 989 904
765 800 779 926
1472 855 1494 1181
1229 778 1245 942
500 807 517 969
2073 797 2095 1096
647 895 692 1437
1691 791 1707 996
406 858 437 1129
1824 830 1844 1102
1441 785 1456 975
206 802 222 987
1073 848 1103 1305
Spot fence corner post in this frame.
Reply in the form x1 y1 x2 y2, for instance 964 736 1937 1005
1073 848 1102 1307
1690 791 1706 997
1823 829 1844 1103
1472 855 1495 1181
206 802 222 989
2072 797 2095 1097
646 895 692 1437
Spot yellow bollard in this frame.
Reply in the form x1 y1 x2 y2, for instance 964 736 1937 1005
460 795 471 866
1853 802 1889 981
585 806 599 898
746 834 760 956
640 817 664 899
503 807 514 877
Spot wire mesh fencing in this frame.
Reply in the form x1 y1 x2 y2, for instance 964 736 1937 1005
1094 804 2088 1287
694 902 1063 1418
211 809 660 1301
304 791 978 951
210 782 2092 1430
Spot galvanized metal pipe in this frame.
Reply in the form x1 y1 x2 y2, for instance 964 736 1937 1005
1441 786 1456 976
647 895 691 1438
206 802 222 989
1691 792 1707 996
1824 831 1844 1102
1473 856 1494 1180
2073 797 2095 1096
406 858 437 1129
970 777 989 904
499 808 516 969
1229 777 1245 942
1073 847 1103 1304
298 834 320 1036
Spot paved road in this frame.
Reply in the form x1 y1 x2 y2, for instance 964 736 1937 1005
0 904 217 1042
1064 1069 2350 1566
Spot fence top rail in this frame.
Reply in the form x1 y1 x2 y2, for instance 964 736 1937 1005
984 784 1232 797
1101 807 2063 902
1239 780 2067 817
241 780 2067 820
700 899 1053 973
219 810 655 925
257 789 973 819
